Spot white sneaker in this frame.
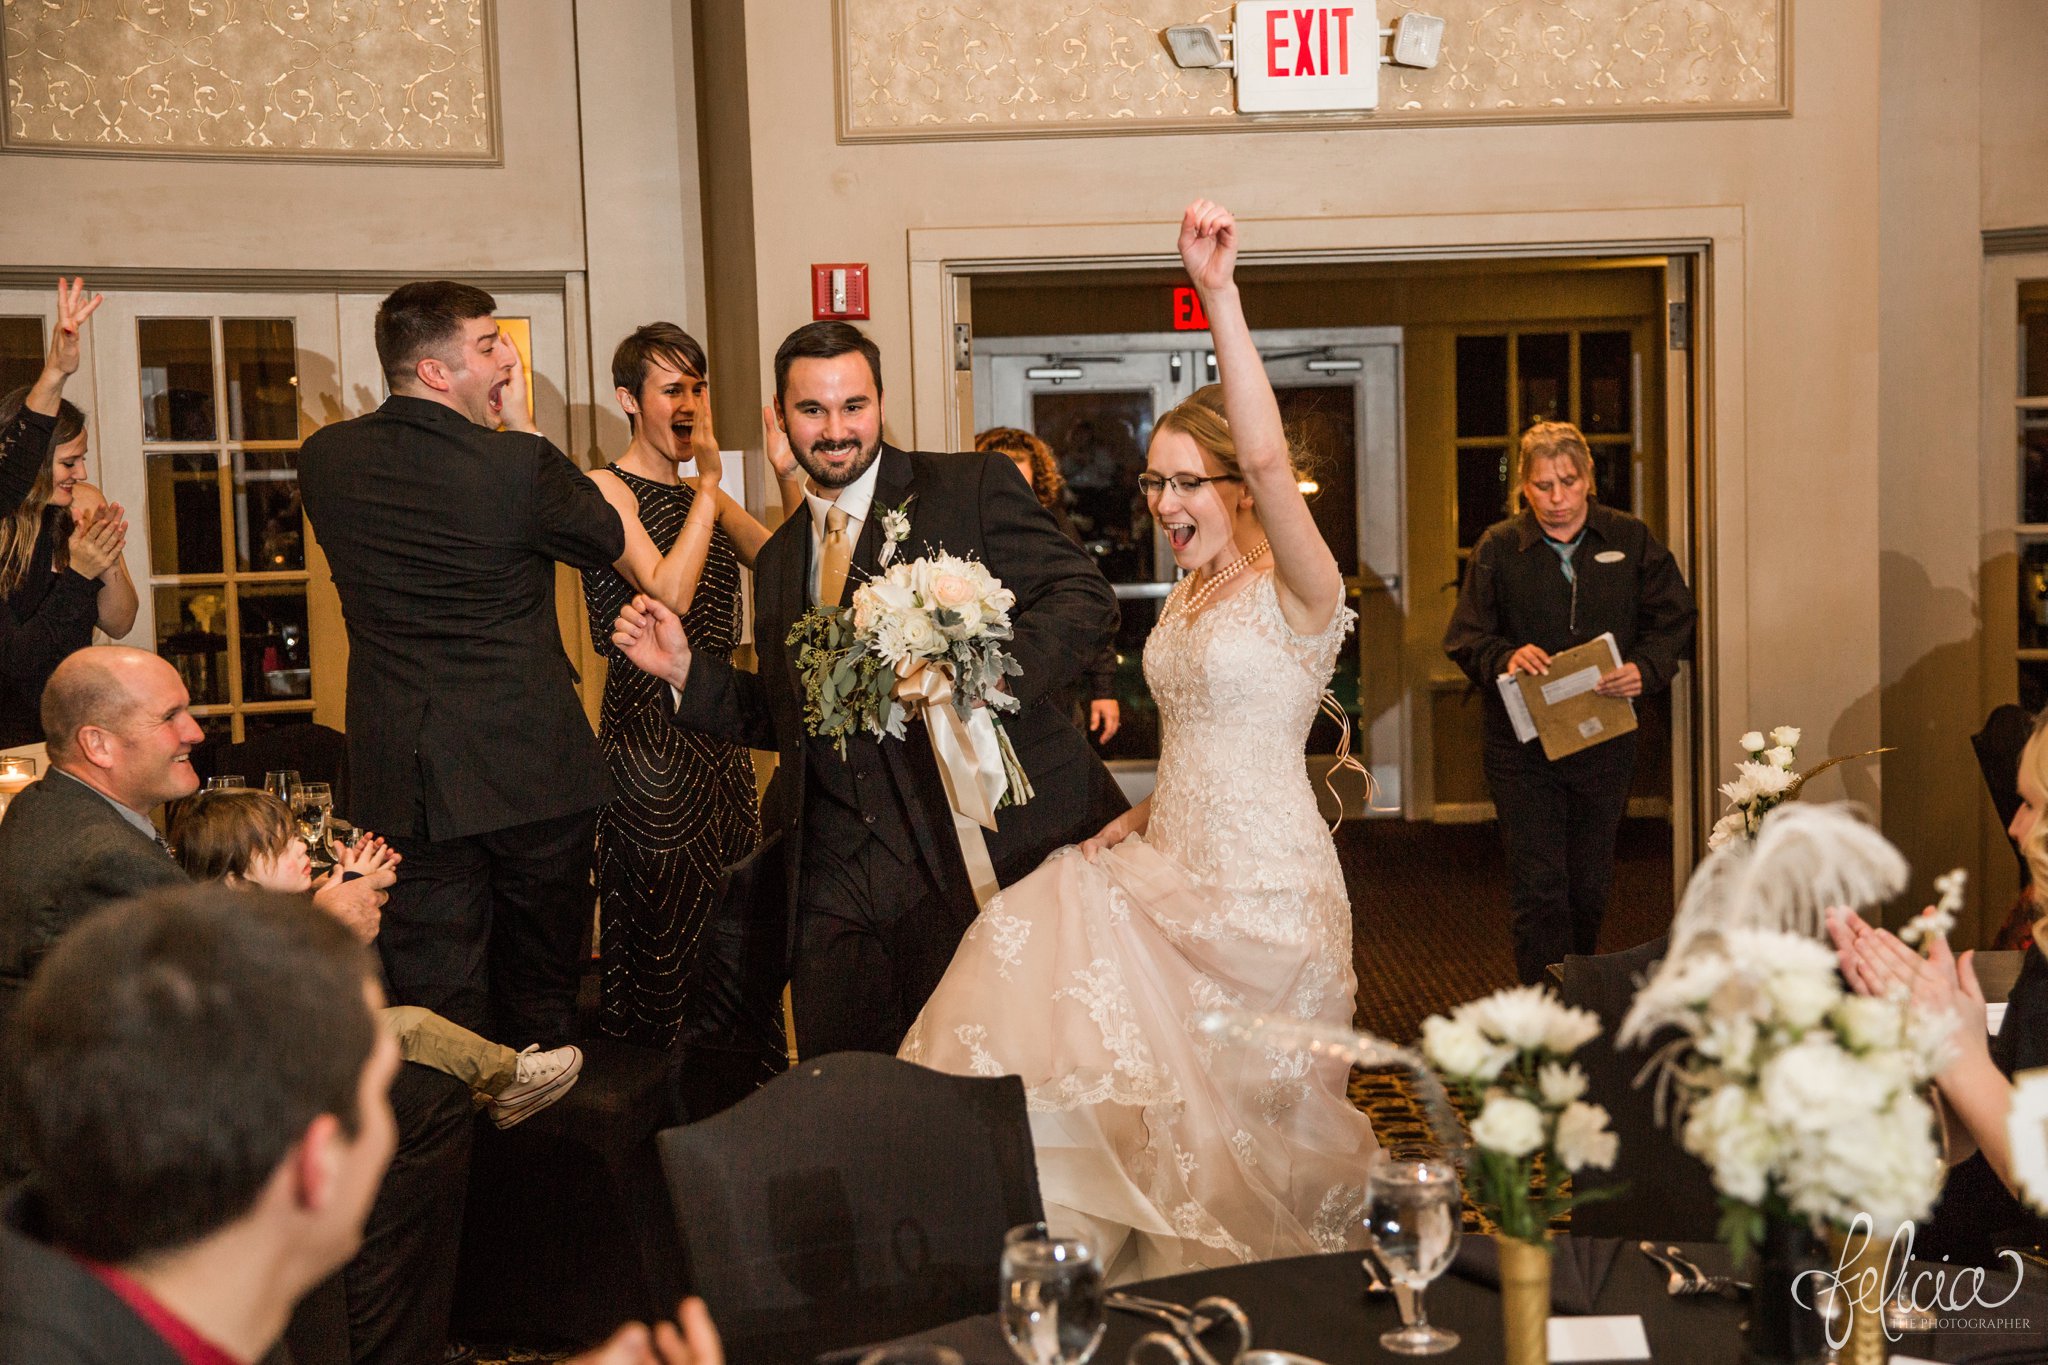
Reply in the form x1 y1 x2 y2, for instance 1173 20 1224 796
487 1044 583 1129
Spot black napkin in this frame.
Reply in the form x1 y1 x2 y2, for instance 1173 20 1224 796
1448 1233 1620 1315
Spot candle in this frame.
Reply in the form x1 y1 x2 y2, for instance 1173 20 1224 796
0 756 37 822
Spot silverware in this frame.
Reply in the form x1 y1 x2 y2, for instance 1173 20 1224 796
1637 1241 1693 1296
1105 1293 1251 1365
1664 1244 1751 1298
1361 1248 1418 1324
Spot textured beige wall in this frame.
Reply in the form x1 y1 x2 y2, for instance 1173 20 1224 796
837 0 1786 138
741 0 1885 808
1879 0 1990 933
1982 0 2048 232
0 3 582 274
2 0 497 159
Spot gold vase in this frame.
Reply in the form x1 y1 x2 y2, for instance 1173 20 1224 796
1499 1236 1552 1365
1826 1226 1888 1365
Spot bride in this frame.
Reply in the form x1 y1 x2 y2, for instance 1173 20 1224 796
902 200 1379 1282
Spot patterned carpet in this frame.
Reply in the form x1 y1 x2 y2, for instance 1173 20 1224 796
468 817 1674 1360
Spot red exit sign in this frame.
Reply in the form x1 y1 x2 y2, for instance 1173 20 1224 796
1235 2 1380 113
1172 287 1209 331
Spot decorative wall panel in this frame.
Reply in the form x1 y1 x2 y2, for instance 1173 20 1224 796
3 0 497 160
838 0 1786 140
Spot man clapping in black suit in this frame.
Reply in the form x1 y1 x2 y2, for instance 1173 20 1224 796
301 282 701 1050
612 322 1128 1057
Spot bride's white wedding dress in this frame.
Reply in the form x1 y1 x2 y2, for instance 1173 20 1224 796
901 570 1378 1282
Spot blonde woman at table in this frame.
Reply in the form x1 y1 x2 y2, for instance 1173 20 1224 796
902 201 1379 1283
1828 713 2048 1207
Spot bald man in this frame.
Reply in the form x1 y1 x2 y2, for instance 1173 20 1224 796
0 647 388 1016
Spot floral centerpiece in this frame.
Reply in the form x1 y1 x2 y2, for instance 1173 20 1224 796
1423 985 1618 1365
1707 725 1895 851
1624 804 1950 1364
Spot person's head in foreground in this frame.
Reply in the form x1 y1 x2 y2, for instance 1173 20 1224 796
2 884 394 1361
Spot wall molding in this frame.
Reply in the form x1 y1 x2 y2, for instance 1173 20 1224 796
1984 227 2048 258
836 0 1789 143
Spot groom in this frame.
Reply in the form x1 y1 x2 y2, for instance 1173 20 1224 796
614 321 1127 1056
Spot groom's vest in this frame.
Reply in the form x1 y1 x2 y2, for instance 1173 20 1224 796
801 725 920 865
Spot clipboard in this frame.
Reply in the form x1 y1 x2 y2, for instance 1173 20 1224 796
1495 632 1636 761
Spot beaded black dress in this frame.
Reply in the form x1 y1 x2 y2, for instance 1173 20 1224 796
582 466 762 1054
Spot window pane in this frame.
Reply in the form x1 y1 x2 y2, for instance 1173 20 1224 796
1029 390 1155 583
1518 332 1569 426
2024 659 2048 714
234 449 304 571
1275 386 1357 570
2024 416 2048 525
156 585 230 705
243 709 316 738
1455 335 1508 438
2023 541 2048 651
0 317 41 399
1457 444 1509 548
1592 443 1632 515
240 582 311 701
222 319 299 441
138 318 215 441
1579 330 1633 435
2023 282 2048 398
146 451 223 575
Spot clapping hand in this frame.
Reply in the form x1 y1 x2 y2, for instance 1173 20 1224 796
66 501 127 581
334 833 402 882
568 1298 723 1365
47 277 103 379
613 593 694 690
1177 199 1239 297
1825 906 1990 1075
762 402 799 484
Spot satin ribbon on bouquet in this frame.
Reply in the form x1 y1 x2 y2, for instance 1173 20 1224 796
895 661 1032 907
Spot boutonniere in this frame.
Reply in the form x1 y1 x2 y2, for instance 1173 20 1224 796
878 495 916 567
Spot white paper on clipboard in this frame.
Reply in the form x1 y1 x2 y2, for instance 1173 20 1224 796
1496 672 1539 743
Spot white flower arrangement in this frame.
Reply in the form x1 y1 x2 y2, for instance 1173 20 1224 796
2008 1068 2048 1215
1626 925 1952 1260
1899 868 1966 947
1422 985 1616 1242
1707 727 1803 851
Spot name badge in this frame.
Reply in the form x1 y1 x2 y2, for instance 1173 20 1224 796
1594 550 1627 564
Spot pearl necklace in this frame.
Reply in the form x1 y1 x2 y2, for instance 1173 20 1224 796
1175 539 1271 618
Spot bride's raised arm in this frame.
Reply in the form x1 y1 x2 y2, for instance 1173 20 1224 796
1179 200 1345 636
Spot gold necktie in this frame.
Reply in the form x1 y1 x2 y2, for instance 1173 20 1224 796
818 505 851 605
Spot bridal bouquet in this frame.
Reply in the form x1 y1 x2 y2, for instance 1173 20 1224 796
1421 985 1618 1241
1625 927 1951 1261
788 549 1030 805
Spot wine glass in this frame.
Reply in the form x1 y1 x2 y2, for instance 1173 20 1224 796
857 1348 965 1365
292 782 333 856
1362 1156 1463 1355
205 774 248 792
999 1222 1106 1365
263 770 301 804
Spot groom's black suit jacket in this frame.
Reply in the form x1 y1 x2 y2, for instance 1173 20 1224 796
672 444 1128 949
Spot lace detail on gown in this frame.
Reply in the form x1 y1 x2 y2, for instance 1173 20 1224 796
901 572 1377 1281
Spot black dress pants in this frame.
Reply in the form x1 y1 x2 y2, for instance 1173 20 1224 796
1482 729 1638 985
793 812 969 1058
342 1061 474 1365
380 807 597 1048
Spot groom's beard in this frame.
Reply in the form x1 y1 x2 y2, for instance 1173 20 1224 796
796 435 882 489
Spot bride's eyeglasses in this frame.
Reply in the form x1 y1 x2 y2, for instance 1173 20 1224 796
1137 472 1243 497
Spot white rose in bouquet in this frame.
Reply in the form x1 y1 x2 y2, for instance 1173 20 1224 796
1740 730 1766 753
1832 994 1904 1052
1683 1085 1777 1204
1764 746 1796 770
1762 965 1841 1032
896 610 944 657
928 569 980 612
1470 1095 1546 1158
1770 725 1802 748
1553 1100 1618 1172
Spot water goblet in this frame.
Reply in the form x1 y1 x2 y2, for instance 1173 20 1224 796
293 782 333 856
205 774 248 792
1362 1156 1463 1356
263 770 301 804
999 1222 1106 1365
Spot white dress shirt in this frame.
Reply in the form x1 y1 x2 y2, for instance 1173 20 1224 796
804 454 883 606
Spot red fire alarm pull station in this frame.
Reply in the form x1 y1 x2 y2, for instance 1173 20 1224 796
811 263 870 320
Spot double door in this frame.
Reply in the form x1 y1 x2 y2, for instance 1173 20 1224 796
975 328 1405 816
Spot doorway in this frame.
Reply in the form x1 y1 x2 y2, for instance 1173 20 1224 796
976 327 1404 816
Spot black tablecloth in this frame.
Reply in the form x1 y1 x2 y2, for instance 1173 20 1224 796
838 1238 2048 1364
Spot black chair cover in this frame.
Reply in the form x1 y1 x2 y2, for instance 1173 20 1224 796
1560 937 1722 1242
657 1051 1043 1360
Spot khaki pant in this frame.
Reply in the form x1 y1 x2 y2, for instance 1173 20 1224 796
381 1004 519 1095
